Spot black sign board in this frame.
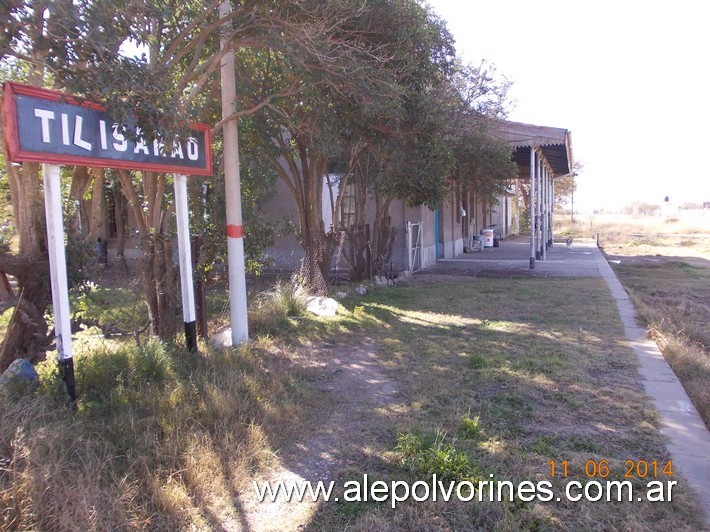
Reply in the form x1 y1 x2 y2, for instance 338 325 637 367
2 82 212 176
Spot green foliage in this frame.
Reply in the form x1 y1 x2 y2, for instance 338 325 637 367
467 353 487 369
449 118 517 204
71 282 148 338
64 234 101 290
459 414 483 439
0 220 12 255
395 429 479 482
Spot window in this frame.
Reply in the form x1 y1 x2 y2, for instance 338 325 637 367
340 183 357 230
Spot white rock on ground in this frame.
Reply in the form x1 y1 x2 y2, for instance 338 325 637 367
305 296 339 317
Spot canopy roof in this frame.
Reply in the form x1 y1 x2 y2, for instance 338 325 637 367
494 119 573 177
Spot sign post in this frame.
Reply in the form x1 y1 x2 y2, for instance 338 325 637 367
174 173 198 352
42 163 76 401
2 82 213 398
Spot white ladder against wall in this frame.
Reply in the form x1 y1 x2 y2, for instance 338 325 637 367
406 221 423 273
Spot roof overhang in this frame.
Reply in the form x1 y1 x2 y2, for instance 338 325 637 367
494 119 573 177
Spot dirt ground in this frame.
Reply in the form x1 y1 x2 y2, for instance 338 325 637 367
240 340 400 530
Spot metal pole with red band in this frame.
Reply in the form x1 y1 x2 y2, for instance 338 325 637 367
221 0 249 344
226 224 243 239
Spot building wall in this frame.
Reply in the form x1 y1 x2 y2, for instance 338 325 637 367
490 195 514 237
260 172 518 275
261 177 305 270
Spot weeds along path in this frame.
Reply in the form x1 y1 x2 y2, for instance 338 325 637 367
239 339 398 531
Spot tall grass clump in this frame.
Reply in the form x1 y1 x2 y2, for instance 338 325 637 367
0 337 317 530
248 280 309 335
395 429 480 483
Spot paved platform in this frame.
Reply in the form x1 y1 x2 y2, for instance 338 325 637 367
418 236 710 524
419 236 601 277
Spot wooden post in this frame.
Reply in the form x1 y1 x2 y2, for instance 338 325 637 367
42 163 76 402
173 174 197 352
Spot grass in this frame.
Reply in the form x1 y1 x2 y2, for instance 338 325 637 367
558 212 710 430
558 211 710 260
0 338 322 530
306 278 703 530
0 270 707 529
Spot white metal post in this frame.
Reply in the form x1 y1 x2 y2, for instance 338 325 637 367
220 0 249 345
535 152 545 260
515 178 520 235
407 222 412 272
173 174 197 352
42 163 76 401
552 175 555 244
529 147 536 269
540 165 549 260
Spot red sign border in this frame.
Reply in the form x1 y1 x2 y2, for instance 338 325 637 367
2 82 213 176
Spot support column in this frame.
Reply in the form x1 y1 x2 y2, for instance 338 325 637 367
547 168 552 246
540 164 548 260
546 166 551 249
221 0 249 345
529 147 536 269
515 178 520 235
43 163 76 402
536 154 542 260
174 174 197 352
550 177 555 246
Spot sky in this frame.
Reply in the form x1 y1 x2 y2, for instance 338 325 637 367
425 0 710 212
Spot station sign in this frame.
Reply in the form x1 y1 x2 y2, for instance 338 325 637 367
2 82 212 176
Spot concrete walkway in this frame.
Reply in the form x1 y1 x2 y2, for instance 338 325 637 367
594 247 710 524
421 236 710 524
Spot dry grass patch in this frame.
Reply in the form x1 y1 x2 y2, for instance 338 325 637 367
0 338 321 530
611 259 710 429
307 277 705 530
559 212 710 429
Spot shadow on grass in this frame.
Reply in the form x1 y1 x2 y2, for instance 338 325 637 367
3 275 704 530
286 277 703 529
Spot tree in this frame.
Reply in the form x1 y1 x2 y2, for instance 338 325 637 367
1 0 411 351
241 0 460 289
0 5 60 369
555 160 583 209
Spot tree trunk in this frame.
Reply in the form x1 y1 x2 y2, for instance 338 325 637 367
342 178 369 282
118 169 178 341
0 155 53 368
87 168 106 243
138 234 178 339
112 182 129 272
372 196 396 276
0 253 51 371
